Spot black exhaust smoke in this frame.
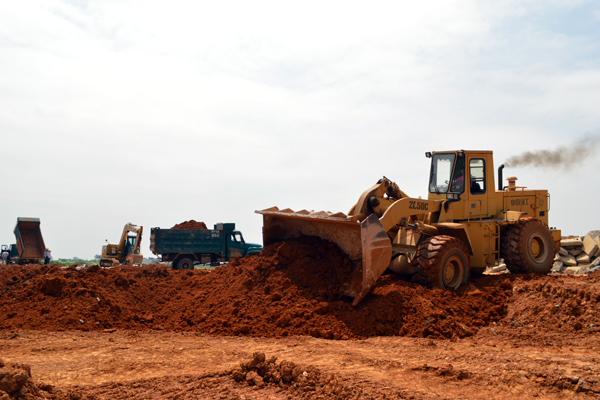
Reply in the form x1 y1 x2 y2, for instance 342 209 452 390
504 132 600 170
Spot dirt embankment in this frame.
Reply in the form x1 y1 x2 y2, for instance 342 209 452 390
0 237 503 339
1 236 599 342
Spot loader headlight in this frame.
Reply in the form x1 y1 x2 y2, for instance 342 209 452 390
446 193 461 200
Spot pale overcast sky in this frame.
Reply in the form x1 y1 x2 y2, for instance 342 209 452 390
1 1 599 259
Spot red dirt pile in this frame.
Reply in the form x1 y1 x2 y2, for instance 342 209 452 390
170 220 207 230
0 237 502 339
0 359 52 399
1 237 598 340
491 273 600 342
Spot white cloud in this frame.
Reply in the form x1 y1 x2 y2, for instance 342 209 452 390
0 0 599 257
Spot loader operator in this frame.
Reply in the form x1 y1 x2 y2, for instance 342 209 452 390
451 166 465 192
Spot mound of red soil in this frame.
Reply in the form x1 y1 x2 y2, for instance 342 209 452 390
170 220 207 230
2 237 597 341
502 273 600 332
0 237 510 339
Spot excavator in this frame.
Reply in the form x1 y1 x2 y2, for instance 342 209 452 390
100 223 144 267
257 150 561 306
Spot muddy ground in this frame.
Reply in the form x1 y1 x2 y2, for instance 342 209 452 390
1 237 599 399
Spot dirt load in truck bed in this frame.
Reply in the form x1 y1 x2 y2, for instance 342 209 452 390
170 220 208 230
1 236 600 399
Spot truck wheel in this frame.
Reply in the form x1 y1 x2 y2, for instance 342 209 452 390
501 218 554 274
416 235 470 290
176 258 194 270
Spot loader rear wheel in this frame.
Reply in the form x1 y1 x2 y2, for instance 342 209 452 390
501 218 554 274
416 235 470 290
176 258 194 270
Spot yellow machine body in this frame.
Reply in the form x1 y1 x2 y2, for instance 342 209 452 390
257 150 561 306
100 223 144 267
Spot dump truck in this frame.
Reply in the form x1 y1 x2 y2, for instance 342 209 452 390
11 218 46 264
100 223 144 267
257 150 561 306
150 223 262 269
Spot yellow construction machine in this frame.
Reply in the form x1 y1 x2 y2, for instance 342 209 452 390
257 150 561 306
100 223 144 267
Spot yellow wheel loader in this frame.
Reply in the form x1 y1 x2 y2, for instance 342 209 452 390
257 150 561 306
100 223 144 267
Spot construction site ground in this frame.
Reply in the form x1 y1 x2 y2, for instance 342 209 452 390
1 237 599 399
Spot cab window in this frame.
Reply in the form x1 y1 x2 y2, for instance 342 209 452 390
469 159 485 194
450 155 465 193
428 153 456 194
230 233 244 243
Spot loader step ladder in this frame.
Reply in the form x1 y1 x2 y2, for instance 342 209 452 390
483 223 500 266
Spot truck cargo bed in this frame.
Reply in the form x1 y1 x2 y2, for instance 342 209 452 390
150 229 227 257
14 218 45 261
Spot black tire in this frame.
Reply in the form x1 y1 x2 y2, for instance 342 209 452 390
501 218 554 274
176 258 194 270
416 235 470 289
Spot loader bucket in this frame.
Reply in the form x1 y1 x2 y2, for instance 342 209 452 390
256 207 392 306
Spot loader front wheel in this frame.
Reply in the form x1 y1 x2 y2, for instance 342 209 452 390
416 235 470 290
501 218 554 274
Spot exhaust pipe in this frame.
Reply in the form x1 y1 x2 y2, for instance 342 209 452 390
498 164 505 191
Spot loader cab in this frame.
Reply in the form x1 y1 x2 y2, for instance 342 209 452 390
427 150 496 219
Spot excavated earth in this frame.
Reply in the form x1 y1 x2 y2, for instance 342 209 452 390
1 237 600 399
170 220 208 230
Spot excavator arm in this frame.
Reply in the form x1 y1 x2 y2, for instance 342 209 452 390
117 223 143 254
133 226 143 254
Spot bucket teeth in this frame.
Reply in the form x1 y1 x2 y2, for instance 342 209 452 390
256 207 349 220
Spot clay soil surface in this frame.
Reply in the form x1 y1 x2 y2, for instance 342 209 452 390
1 237 600 399
170 220 208 230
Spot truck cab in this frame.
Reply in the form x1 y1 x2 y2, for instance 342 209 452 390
216 223 262 260
1 244 14 264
